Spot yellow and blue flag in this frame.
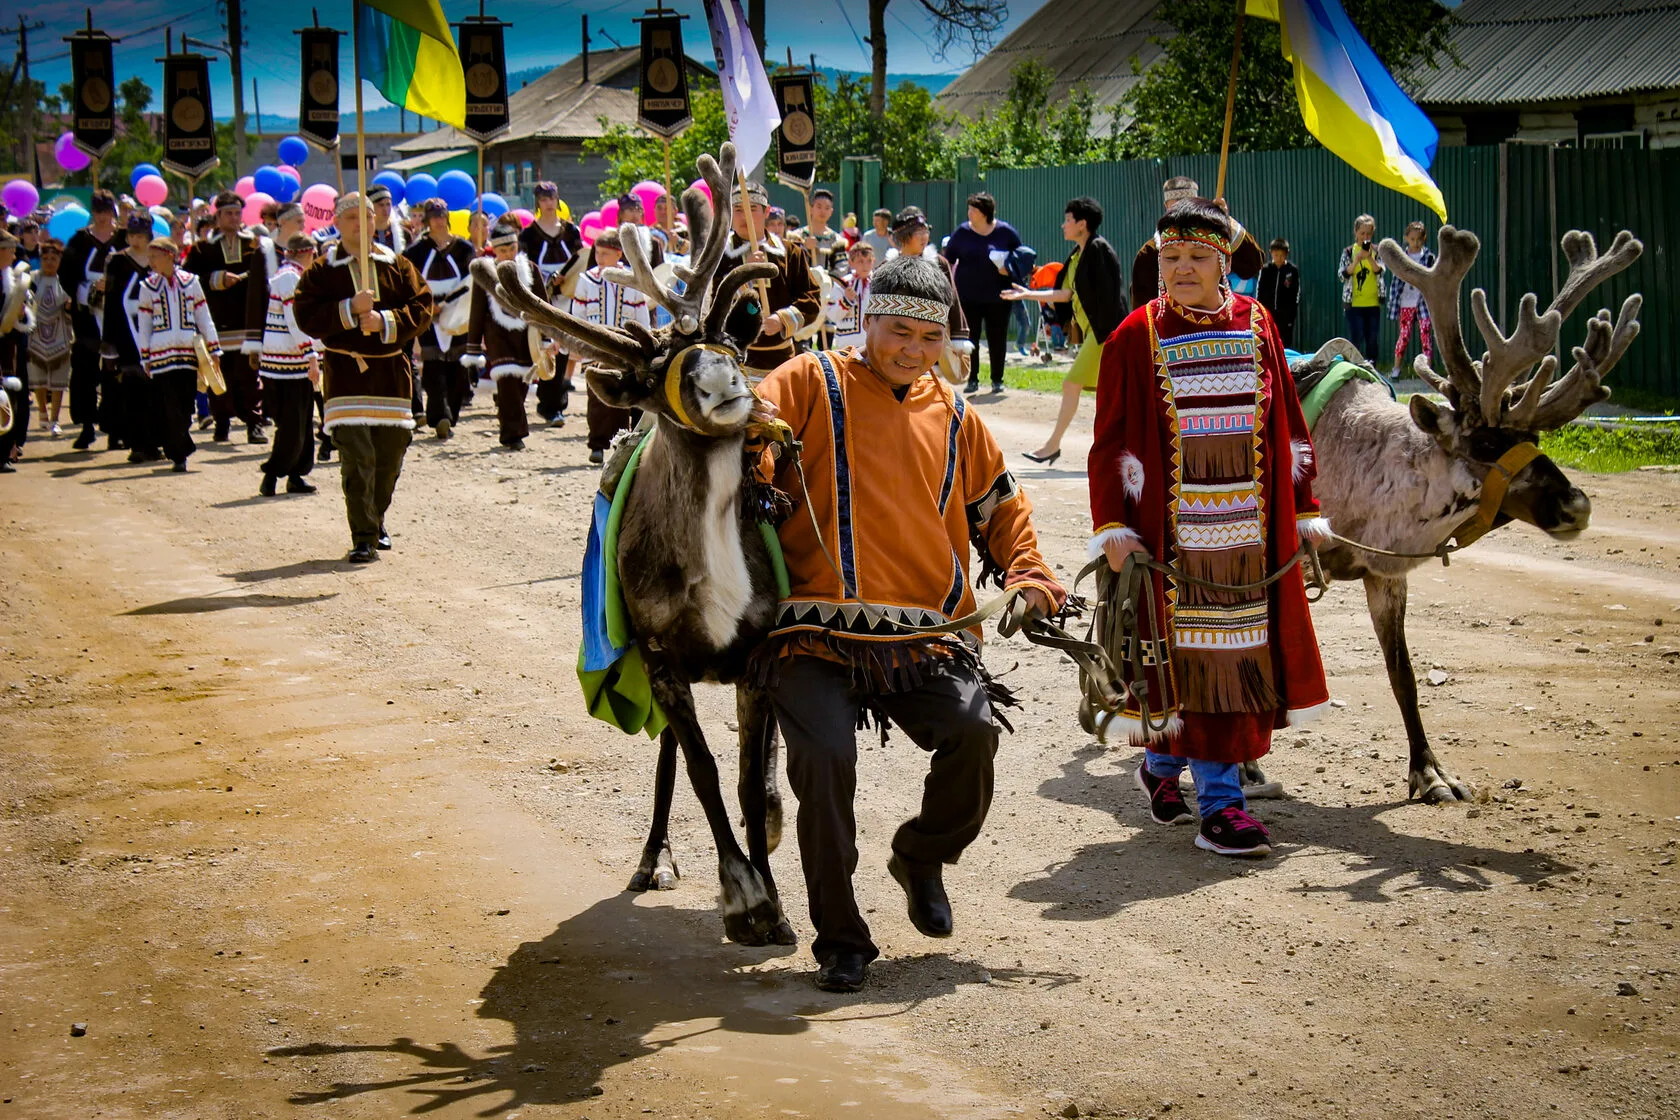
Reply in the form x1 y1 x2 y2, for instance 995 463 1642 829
1248 0 1446 219
356 0 466 130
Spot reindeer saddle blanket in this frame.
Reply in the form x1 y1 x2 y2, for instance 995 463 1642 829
578 428 790 738
1288 346 1394 432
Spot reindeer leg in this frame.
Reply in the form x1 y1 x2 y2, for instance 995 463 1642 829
628 729 681 892
648 669 789 946
1364 575 1474 804
736 686 784 854
736 686 796 945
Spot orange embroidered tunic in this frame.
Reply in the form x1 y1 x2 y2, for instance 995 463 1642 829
756 348 1065 675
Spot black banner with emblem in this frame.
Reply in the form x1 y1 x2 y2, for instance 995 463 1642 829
637 15 691 139
296 26 342 150
161 52 220 179
65 28 117 158
772 73 816 190
457 18 511 144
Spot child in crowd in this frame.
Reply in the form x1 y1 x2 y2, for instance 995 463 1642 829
29 238 73 435
1257 238 1300 349
568 227 650 464
831 241 874 351
1387 221 1435 376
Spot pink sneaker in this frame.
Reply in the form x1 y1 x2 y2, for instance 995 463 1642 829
1195 807 1272 856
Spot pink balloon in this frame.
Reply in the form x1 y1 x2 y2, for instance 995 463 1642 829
300 183 339 233
233 176 256 199
630 179 666 217
133 174 168 208
54 131 92 173
511 208 534 229
578 210 604 246
599 199 620 228
277 164 301 182
241 191 275 227
686 177 713 204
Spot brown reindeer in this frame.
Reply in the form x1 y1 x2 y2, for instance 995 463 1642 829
1297 226 1642 801
486 142 795 945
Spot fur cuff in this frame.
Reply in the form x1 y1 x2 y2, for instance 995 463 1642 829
1286 700 1332 727
1088 525 1144 561
459 353 486 370
240 339 263 356
1297 516 1334 545
1291 438 1315 483
1099 710 1183 746
3 376 20 392
948 339 974 355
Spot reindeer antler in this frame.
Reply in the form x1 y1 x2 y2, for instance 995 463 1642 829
1381 226 1644 431
487 256 652 370
601 141 739 337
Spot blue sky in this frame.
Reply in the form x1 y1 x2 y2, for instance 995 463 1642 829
14 0 1053 116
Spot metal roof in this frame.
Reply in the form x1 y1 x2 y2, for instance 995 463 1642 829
934 0 1170 127
394 48 713 155
1404 0 1680 106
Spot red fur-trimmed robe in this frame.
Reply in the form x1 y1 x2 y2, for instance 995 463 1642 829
1088 294 1330 762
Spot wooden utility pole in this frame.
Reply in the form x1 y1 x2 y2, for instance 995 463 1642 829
251 78 263 140
14 16 46 182
227 0 248 176
1215 0 1247 203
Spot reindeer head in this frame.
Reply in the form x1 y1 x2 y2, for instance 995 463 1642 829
486 142 778 438
1379 226 1643 540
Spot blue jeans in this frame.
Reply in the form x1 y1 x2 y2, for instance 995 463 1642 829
1345 305 1381 364
1145 750 1245 814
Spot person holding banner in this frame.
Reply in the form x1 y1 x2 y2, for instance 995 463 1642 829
184 192 268 445
59 190 120 451
292 193 433 564
719 179 821 374
135 237 220 473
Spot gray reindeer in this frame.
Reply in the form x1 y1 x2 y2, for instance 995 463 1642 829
486 142 796 946
1297 225 1642 802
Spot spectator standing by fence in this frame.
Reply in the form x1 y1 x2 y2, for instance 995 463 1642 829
1387 221 1435 376
1339 213 1385 364
1005 197 1124 464
1257 238 1300 348
860 209 894 260
944 191 1021 395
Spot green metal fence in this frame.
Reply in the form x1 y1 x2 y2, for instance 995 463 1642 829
866 145 1675 399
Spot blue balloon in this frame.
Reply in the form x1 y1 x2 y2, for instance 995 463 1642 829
47 205 89 242
253 165 287 200
267 173 299 204
403 173 438 208
152 214 170 237
130 163 162 188
477 192 509 218
277 135 310 167
372 170 407 196
436 169 476 210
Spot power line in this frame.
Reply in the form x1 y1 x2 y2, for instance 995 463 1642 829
32 7 218 62
827 0 871 67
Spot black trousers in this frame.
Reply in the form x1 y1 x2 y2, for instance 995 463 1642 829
261 377 315 479
494 375 530 445
333 423 411 546
68 343 101 431
586 393 636 453
0 358 29 463
534 369 569 421
209 350 262 430
421 358 468 427
1273 315 1297 349
315 390 335 452
770 654 999 963
959 298 1012 388
138 368 199 465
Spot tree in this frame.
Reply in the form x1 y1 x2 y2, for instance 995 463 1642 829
947 59 1118 171
866 0 1007 116
0 77 52 176
1121 0 1456 158
584 81 730 205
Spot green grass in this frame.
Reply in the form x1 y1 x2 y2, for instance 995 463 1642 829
1540 423 1680 473
1002 364 1072 394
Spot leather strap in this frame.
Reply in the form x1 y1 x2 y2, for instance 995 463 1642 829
1452 440 1542 548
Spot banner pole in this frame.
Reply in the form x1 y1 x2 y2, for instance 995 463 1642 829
1215 0 1246 203
351 0 372 297
736 166 771 314
662 138 673 231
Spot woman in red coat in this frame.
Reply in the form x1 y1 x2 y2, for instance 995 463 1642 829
1088 198 1331 857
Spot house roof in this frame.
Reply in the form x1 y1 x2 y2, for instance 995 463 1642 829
1403 0 1680 107
384 148 473 172
393 47 713 155
934 0 1169 126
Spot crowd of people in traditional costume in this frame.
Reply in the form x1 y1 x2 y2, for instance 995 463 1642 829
0 164 1396 991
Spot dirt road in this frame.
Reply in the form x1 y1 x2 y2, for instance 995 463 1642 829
2 386 1676 1119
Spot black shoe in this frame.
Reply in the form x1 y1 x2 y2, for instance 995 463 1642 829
1021 449 1061 465
435 418 452 441
588 448 604 465
1135 764 1195 826
213 427 231 443
106 436 126 451
347 543 378 564
196 415 214 431
0 461 14 473
286 476 317 494
171 460 187 473
317 443 333 462
888 854 953 938
990 382 1005 394
501 438 524 451
72 430 95 450
127 449 148 464
1196 807 1272 857
247 425 268 445
814 951 869 993
376 531 392 551
964 380 980 394
259 472 278 497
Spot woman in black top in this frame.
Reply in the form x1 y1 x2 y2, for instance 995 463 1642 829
1004 196 1124 464
943 191 1021 394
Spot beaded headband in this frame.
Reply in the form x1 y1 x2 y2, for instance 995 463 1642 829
862 292 949 324
1155 226 1233 257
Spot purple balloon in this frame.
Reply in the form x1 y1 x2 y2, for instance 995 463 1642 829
1 179 40 214
54 132 92 173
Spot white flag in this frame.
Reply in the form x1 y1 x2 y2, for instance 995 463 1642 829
702 0 781 176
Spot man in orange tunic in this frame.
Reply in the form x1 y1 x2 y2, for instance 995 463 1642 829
755 254 1066 992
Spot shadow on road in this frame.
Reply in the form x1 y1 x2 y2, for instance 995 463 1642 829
122 592 339 615
1012 743 1573 918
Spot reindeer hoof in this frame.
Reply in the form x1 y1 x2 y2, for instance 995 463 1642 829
718 860 788 946
627 869 654 893
770 919 798 946
766 801 784 854
1410 764 1474 803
